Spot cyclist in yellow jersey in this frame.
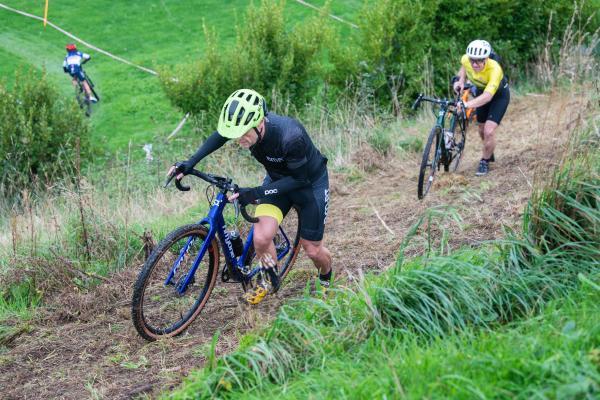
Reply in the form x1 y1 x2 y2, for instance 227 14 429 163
454 40 510 176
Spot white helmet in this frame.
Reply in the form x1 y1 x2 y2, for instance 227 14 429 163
466 40 491 60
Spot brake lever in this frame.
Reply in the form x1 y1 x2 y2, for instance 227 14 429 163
164 173 176 188
412 94 423 111
233 199 240 220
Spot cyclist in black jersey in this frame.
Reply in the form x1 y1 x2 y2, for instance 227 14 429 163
168 89 332 304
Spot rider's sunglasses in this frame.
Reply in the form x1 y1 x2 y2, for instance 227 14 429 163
469 58 486 65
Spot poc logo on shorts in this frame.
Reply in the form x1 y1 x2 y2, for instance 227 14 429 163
323 189 329 224
264 189 278 195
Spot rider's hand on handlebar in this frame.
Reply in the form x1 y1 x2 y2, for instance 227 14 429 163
453 81 463 95
167 160 194 181
227 192 240 202
235 187 259 206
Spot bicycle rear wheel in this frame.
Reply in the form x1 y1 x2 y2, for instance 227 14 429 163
75 83 92 117
417 126 441 199
242 206 301 292
87 77 100 102
449 125 467 172
131 224 219 341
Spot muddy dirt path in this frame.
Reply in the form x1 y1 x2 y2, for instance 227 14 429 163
0 92 580 399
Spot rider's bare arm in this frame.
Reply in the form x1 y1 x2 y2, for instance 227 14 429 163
464 91 492 109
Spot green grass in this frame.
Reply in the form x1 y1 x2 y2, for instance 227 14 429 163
0 280 39 347
0 0 361 154
218 277 600 399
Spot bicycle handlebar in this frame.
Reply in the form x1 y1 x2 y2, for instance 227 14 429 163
412 93 468 123
413 94 458 110
165 169 259 223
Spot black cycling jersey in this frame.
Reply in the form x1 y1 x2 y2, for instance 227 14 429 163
185 113 328 201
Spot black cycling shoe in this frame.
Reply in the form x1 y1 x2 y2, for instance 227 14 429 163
475 159 490 176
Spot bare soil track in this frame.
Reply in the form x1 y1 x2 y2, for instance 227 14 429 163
0 91 583 399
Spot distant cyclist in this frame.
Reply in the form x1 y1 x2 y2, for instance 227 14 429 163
63 43 97 103
168 89 332 304
454 40 510 176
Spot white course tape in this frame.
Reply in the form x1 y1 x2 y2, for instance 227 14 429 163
292 0 358 29
0 2 158 75
0 2 199 138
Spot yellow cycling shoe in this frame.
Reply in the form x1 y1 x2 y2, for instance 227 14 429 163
245 284 269 305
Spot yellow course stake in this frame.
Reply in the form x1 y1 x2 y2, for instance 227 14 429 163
43 0 49 27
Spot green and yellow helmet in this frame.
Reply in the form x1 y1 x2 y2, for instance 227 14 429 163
217 89 266 139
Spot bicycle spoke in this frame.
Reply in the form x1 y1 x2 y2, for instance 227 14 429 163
132 225 218 341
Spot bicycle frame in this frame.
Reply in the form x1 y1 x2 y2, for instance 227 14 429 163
164 190 294 295
430 101 462 167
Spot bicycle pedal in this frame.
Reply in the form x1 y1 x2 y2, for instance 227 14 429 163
245 285 269 305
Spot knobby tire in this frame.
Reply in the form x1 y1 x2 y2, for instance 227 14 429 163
449 124 467 172
417 126 441 200
131 224 219 341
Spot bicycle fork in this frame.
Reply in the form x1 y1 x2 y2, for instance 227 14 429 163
165 234 212 295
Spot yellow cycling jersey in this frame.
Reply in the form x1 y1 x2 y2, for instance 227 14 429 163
461 54 504 96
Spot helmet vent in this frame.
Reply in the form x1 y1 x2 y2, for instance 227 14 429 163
235 107 245 126
245 112 255 125
227 100 240 122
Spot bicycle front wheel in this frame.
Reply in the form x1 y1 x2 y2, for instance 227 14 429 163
417 126 441 199
131 224 219 341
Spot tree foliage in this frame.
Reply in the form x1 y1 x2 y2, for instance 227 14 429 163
160 0 598 118
159 0 336 127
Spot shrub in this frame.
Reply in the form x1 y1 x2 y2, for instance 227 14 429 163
159 0 336 128
0 69 89 197
351 0 596 107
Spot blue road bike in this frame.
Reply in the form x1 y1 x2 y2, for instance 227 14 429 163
132 169 301 341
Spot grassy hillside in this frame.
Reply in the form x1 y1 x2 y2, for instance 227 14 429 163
0 0 361 153
183 279 600 399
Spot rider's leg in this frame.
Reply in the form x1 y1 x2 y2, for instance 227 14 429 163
245 215 279 304
300 239 332 275
82 80 95 100
71 77 78 89
481 120 498 160
253 216 278 266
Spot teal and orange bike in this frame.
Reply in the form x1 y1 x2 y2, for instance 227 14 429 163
412 84 472 199
131 169 300 341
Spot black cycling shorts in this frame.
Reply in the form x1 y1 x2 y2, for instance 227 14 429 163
476 82 510 124
69 70 86 82
258 170 329 242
